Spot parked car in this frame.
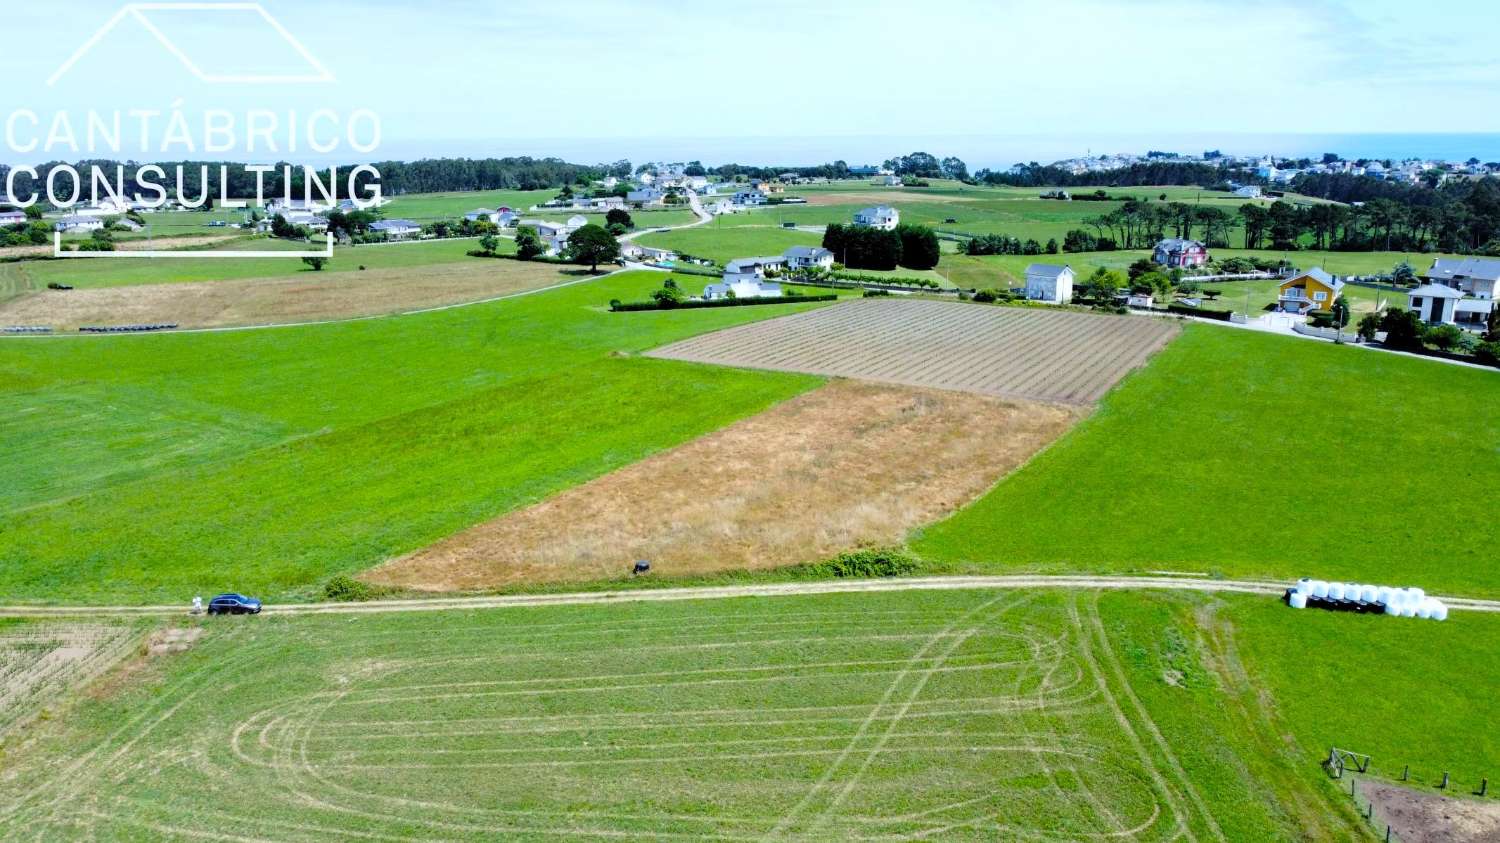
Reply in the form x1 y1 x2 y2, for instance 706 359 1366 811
207 593 262 615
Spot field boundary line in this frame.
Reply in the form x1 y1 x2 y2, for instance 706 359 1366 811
8 575 1500 618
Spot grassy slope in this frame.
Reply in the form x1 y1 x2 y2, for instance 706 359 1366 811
0 588 1400 841
0 271 825 603
914 325 1500 595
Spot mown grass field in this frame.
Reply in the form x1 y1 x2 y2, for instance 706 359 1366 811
11 586 1471 841
914 324 1500 596
0 271 831 604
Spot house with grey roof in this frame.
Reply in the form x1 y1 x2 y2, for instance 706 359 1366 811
370 219 421 240
0 210 28 227
703 277 781 301
1023 263 1075 304
784 245 834 272
53 215 105 233
724 255 788 279
853 205 900 230
1153 237 1209 268
1420 257 1498 328
627 188 665 206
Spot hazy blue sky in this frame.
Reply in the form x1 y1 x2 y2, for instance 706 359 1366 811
3 0 1498 166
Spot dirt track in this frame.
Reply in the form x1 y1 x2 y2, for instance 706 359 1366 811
6 574 1499 618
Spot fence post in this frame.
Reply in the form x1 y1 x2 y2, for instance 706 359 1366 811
1385 825 1391 842
1479 778 1488 797
1401 764 1408 781
1441 771 1449 789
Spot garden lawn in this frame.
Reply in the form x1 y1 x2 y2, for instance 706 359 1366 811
0 271 827 604
914 324 1500 596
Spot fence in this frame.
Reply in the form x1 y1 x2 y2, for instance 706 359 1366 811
1325 747 1492 843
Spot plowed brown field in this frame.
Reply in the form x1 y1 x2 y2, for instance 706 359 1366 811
646 299 1179 404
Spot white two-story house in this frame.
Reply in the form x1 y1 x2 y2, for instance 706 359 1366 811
1417 257 1499 328
853 205 900 230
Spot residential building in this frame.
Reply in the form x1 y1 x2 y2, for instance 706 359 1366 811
369 219 421 240
75 198 131 217
267 197 332 215
1152 237 1209 268
703 277 782 301
1421 257 1499 327
627 188 665 206
1407 284 1467 325
708 199 736 215
600 176 619 189
882 175 903 186
1125 292 1155 309
1023 263 1075 304
1233 185 1263 199
280 211 329 232
853 205 900 230
465 208 501 224
784 245 834 272
53 215 104 233
0 210 28 227
733 190 767 207
1276 267 1343 314
724 255 788 281
637 246 677 263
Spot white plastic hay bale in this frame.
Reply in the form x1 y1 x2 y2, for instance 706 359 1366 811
1311 580 1329 599
1417 600 1435 620
1376 586 1394 606
1294 578 1313 596
1328 582 1346 601
1408 587 1426 604
1432 601 1449 621
1289 591 1308 609
1385 601 1402 616
1401 602 1419 618
1360 584 1378 603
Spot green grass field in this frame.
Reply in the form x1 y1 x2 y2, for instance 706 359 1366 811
0 271 830 604
914 324 1500 595
14 586 1478 840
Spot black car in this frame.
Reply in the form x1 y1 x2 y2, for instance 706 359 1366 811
207 593 262 615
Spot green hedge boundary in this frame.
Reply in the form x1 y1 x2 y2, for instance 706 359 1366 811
610 294 837 312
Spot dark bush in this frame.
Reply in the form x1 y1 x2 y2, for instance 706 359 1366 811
611 294 837 312
1476 341 1500 367
809 548 919 578
322 575 391 602
1167 303 1233 321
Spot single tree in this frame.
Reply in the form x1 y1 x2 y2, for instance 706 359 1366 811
605 208 633 229
478 233 499 255
1329 295 1350 328
514 225 545 260
563 224 621 273
1356 312 1381 342
1391 261 1416 287
302 256 327 271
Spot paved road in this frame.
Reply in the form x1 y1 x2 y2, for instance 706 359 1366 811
3 574 1495 618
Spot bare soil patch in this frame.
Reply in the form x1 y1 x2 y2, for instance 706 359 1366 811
0 623 141 738
1364 781 1500 843
647 298 1180 405
0 260 577 330
366 380 1082 592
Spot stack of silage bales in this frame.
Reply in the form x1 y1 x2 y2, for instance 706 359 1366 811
1285 579 1447 620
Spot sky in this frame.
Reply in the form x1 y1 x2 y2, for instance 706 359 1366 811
2 0 1499 167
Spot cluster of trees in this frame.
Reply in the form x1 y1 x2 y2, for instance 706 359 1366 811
881 152 969 181
964 234 1059 256
1077 199 1239 250
706 161 855 181
821 223 940 271
1358 305 1500 364
975 161 1254 189
1243 182 1500 253
1 206 49 246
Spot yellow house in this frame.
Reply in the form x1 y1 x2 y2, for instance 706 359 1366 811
1277 267 1344 314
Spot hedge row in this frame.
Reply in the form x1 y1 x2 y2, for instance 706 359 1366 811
611 294 837 312
1167 303 1234 321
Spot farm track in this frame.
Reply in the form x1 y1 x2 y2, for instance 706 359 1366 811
4 574 1498 618
646 299 1182 405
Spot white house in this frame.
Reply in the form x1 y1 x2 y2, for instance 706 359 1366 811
600 176 619 189
638 245 677 263
703 277 782 301
733 190 767 207
1023 263 1075 304
627 188 665 206
465 208 501 224
75 197 131 217
583 196 625 211
267 197 332 215
54 215 104 233
370 219 421 240
708 199 736 215
637 171 656 185
686 176 709 190
853 205 900 230
724 255 788 280
882 175 903 186
1233 185 1263 199
784 245 834 272
1421 257 1499 328
0 210 28 227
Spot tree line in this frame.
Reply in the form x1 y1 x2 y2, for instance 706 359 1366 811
821 223 941 271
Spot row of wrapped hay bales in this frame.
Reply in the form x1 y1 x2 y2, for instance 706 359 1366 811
1287 578 1447 620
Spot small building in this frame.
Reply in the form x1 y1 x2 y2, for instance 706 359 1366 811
53 215 104 233
1276 267 1343 314
369 219 421 240
1124 292 1155 309
0 210 28 227
708 199 736 215
1233 185 1263 199
465 208 501 224
733 190 767 207
1153 238 1209 268
853 205 900 230
600 176 619 189
882 175 903 187
583 196 625 211
784 245 834 272
1023 263 1075 304
724 255 788 280
566 214 590 228
638 246 677 263
703 277 782 301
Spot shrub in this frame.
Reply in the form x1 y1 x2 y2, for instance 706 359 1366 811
1167 303 1233 321
809 548 919 578
322 575 389 602
1425 324 1463 352
972 289 997 303
1475 341 1500 367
